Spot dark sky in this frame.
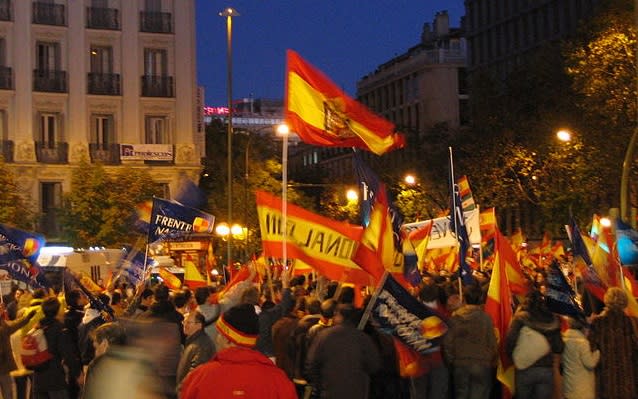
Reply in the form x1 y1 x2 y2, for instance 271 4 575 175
196 1 465 107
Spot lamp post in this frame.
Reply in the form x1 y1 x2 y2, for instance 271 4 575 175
276 124 290 269
219 7 239 271
621 127 638 225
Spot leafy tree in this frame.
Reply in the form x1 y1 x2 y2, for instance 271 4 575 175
59 160 161 247
0 158 36 228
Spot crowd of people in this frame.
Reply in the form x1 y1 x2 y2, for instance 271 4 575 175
0 260 637 399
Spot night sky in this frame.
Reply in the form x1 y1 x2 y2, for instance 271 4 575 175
196 1 466 107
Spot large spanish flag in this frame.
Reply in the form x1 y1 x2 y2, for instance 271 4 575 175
255 190 372 285
485 228 516 399
285 49 405 155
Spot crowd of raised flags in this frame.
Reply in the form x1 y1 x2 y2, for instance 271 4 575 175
1 49 638 398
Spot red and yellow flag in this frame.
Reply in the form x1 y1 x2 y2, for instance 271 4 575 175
183 253 206 289
255 190 372 285
157 267 182 290
285 49 405 155
485 228 516 399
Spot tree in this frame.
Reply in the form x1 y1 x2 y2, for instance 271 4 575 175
59 160 161 247
0 158 36 228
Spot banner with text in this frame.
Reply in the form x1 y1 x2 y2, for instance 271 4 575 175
255 190 372 285
120 144 173 161
149 197 215 243
401 208 481 249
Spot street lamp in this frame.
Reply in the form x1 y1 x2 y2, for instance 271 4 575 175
346 188 359 202
277 123 290 269
556 129 572 143
219 7 239 271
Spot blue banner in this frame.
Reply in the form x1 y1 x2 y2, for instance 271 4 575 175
117 247 153 286
545 261 586 322
371 274 448 355
148 197 215 243
616 219 638 266
0 224 46 264
0 259 48 288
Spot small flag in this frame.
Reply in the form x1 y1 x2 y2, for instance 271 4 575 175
545 260 586 322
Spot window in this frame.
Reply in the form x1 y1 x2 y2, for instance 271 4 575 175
144 48 167 76
36 42 60 71
145 116 169 144
39 113 59 148
158 182 170 198
41 182 62 237
91 114 113 148
90 46 112 74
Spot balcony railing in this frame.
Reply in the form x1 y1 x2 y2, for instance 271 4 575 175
1 140 13 162
141 75 173 97
88 73 120 95
140 11 172 33
86 6 119 30
0 0 11 21
0 66 12 89
32 2 65 26
35 141 68 164
34 69 67 92
89 143 120 164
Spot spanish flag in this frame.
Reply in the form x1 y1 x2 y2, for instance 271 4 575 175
285 49 405 155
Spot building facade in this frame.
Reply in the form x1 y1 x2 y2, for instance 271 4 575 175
0 0 202 238
464 0 600 79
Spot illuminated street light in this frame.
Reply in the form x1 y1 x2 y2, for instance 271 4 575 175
600 217 612 228
215 222 230 237
556 129 572 142
346 189 359 202
404 174 416 185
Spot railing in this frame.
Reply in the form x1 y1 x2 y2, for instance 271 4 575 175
141 75 173 97
0 66 12 89
89 143 120 164
140 11 172 33
0 0 11 21
35 141 68 163
86 6 120 30
33 69 67 92
32 2 65 26
1 140 13 162
88 73 121 95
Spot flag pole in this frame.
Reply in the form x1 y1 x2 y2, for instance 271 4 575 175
449 147 463 302
357 271 389 330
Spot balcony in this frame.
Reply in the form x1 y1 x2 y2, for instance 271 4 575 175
34 69 67 93
35 141 68 164
1 140 13 162
141 75 173 97
0 66 12 89
89 143 120 164
140 11 172 33
88 73 120 95
0 0 11 21
32 2 65 26
86 6 119 30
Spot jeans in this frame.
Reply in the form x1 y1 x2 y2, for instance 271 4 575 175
515 367 553 399
409 364 449 399
453 364 493 399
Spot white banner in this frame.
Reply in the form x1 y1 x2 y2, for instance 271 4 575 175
402 208 481 249
120 144 173 161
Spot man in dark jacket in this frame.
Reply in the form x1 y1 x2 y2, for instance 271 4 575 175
306 304 381 399
176 311 214 393
443 285 497 399
32 297 82 399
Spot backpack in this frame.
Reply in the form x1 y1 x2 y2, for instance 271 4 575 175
512 325 551 370
21 324 54 370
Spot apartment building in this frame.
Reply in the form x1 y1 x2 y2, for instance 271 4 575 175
0 0 201 238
